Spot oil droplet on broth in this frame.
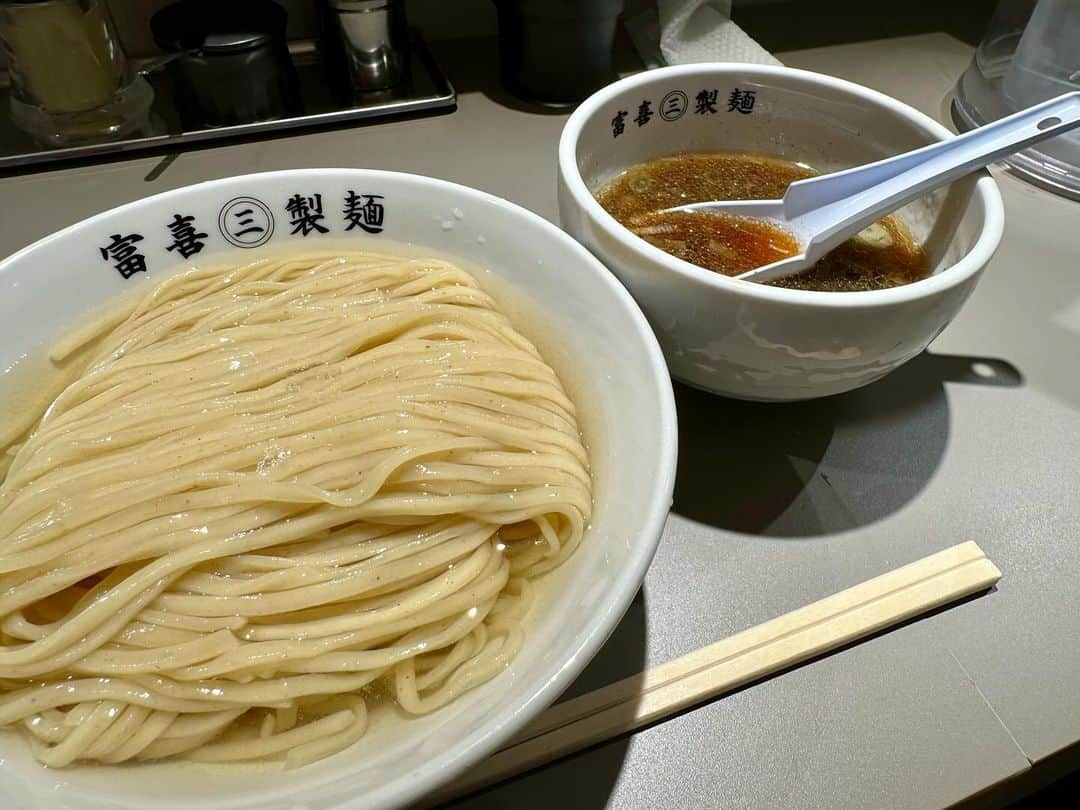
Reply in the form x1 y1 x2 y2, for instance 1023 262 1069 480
595 151 931 292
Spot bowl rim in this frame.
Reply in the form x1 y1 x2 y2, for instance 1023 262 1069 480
558 63 1006 308
0 168 679 810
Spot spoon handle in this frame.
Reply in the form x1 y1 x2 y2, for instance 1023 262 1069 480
786 91 1080 260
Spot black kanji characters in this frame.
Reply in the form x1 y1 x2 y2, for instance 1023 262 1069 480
634 100 653 127
611 110 628 138
695 89 718 115
343 191 385 234
165 214 208 259
99 233 146 279
727 88 756 114
285 193 329 236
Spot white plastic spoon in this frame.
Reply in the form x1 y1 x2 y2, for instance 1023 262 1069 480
662 91 1080 284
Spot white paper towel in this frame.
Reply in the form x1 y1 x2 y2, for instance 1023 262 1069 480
658 0 782 66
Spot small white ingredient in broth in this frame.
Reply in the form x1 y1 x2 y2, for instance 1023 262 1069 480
853 222 893 248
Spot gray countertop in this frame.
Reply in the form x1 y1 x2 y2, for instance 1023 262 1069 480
1 29 1077 810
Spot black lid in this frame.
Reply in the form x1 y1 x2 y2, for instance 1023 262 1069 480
151 0 288 54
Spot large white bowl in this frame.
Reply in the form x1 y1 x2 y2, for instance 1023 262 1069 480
558 64 1006 401
0 170 677 810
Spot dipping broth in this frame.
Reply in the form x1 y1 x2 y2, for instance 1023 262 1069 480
595 152 931 292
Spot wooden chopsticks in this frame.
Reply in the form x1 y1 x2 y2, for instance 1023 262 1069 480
439 541 1000 802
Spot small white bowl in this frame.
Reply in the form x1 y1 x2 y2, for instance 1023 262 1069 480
0 170 676 810
558 64 1006 401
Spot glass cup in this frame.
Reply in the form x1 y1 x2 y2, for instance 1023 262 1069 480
0 0 153 146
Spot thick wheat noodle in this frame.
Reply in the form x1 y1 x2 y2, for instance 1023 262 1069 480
0 250 590 768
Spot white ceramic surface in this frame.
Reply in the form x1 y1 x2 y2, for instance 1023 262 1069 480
557 64 1007 401
0 170 677 810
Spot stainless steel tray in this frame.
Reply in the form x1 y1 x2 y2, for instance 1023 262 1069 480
0 35 455 172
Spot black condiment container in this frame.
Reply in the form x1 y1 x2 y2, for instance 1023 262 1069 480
493 0 624 107
151 0 300 127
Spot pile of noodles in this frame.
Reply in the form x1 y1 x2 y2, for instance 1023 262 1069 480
0 251 590 768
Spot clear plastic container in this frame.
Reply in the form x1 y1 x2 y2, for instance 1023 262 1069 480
953 0 1080 199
